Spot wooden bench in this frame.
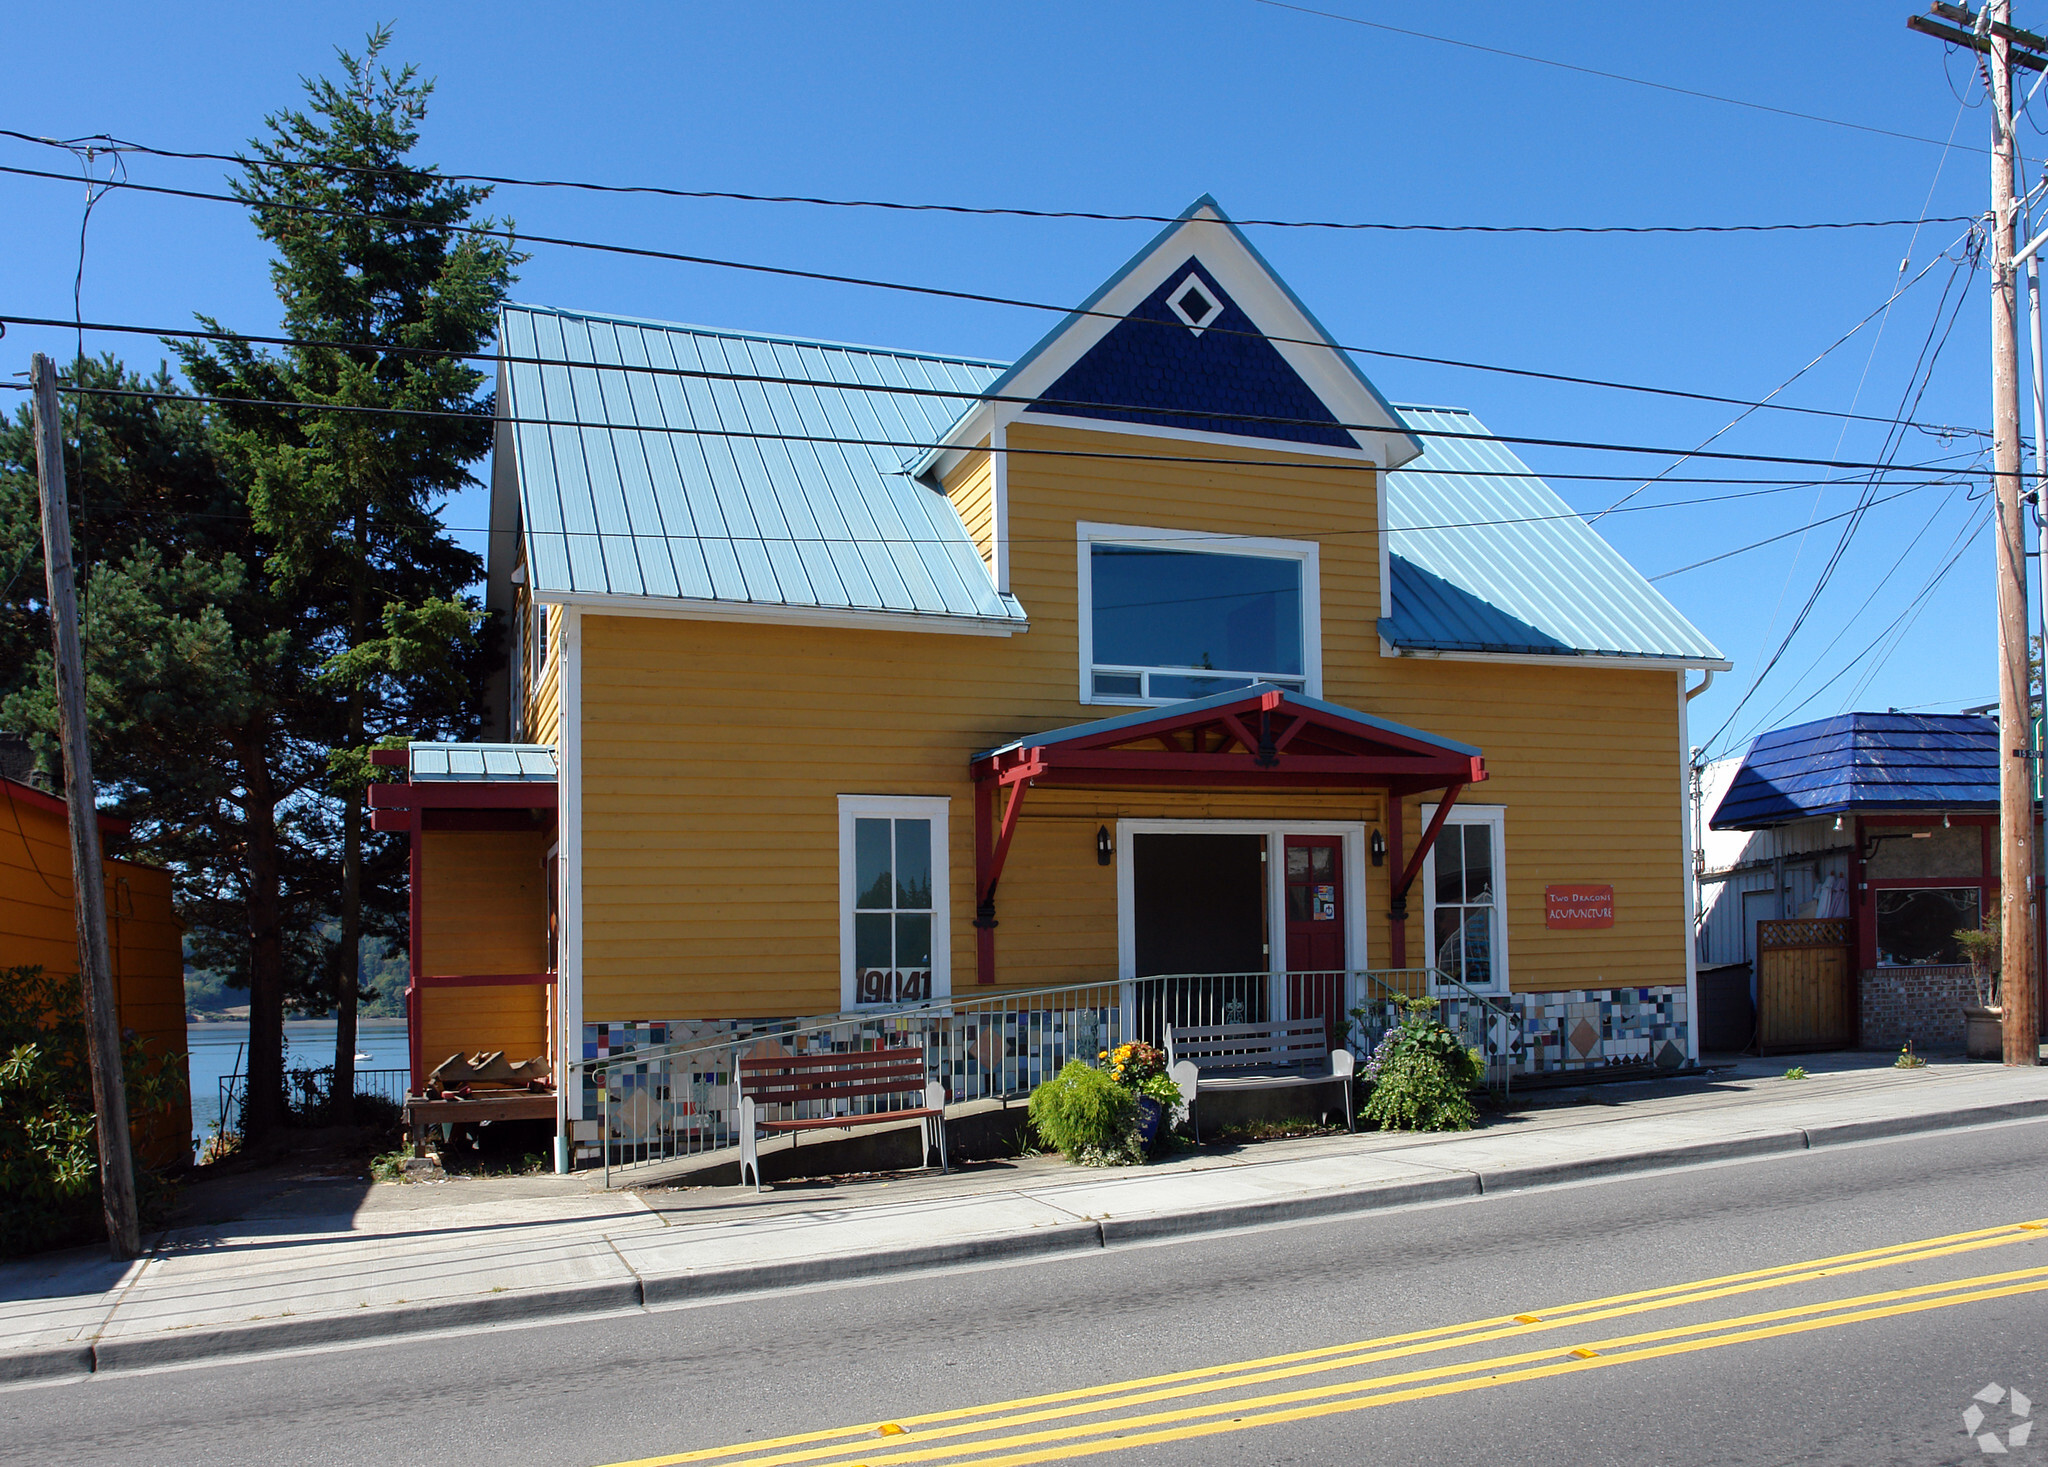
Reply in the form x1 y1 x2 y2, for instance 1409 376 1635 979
737 1047 948 1190
1165 1019 1355 1142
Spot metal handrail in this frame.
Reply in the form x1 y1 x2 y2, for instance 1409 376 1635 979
578 968 1523 1181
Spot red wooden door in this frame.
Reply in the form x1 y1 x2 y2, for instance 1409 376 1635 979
1284 836 1345 1040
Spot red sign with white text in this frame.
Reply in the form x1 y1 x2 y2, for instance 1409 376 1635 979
1545 884 1615 928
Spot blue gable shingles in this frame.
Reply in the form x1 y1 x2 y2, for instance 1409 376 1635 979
1711 714 1999 829
1026 258 1355 448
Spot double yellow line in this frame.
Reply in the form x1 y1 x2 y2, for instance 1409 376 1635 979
605 1218 2048 1467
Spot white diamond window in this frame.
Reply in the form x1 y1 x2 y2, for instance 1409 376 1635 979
1166 272 1223 335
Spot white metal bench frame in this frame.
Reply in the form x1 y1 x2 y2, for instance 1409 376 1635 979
1166 1018 1356 1142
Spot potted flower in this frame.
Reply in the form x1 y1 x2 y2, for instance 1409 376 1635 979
1099 1041 1182 1145
1954 923 2001 1060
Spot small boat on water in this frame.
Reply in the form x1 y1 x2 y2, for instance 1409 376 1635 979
354 1051 373 1062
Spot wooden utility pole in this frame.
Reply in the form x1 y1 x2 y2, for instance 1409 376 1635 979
1910 3 2045 1064
30 353 141 1258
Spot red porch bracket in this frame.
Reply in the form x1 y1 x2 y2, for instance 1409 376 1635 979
974 770 1035 985
1387 781 1468 969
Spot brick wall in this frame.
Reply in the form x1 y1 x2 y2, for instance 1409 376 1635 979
1859 965 1982 1052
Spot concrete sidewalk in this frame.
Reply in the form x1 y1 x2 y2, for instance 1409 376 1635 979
6 1054 2047 1383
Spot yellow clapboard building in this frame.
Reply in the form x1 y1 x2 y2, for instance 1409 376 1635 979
371 198 1728 1167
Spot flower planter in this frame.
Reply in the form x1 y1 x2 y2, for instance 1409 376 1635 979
1964 1005 2004 1060
1135 1095 1165 1146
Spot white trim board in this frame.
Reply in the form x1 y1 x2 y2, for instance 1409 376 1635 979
1077 520 1323 708
535 591 1026 638
1113 819 1368 982
552 606 583 1172
1379 635 1733 673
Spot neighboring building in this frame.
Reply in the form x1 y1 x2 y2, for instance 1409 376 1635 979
376 197 1730 1164
0 774 190 1168
1702 712 2037 1052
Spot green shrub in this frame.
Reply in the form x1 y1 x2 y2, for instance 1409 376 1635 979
0 966 182 1256
1360 1000 1485 1133
1028 1060 1142 1165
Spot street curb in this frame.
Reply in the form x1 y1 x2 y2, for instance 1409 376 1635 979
1095 1174 1479 1244
13 1093 2047 1378
1800 1096 2048 1148
639 1220 1104 1306
89 1278 646 1374
1473 1129 1811 1193
0 1343 93 1385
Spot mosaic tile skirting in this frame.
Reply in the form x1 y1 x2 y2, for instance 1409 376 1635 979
577 983 1691 1158
1348 985 1691 1077
578 1007 1126 1156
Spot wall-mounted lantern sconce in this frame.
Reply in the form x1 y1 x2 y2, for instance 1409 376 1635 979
1096 825 1114 866
1370 828 1386 867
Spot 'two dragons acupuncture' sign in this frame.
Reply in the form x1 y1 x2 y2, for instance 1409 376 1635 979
1545 884 1615 929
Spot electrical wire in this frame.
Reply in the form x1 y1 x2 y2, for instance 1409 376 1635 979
0 310 1989 442
1704 241 1984 756
43 379 1996 477
1251 0 1976 152
1647 478 1977 582
0 128 1984 235
0 162 1999 448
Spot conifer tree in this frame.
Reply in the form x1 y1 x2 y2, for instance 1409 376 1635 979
0 357 331 1142
180 27 521 1115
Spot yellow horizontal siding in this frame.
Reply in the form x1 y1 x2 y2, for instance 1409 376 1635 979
574 419 1688 1019
943 444 995 571
417 830 552 1067
524 602 562 748
0 788 190 1166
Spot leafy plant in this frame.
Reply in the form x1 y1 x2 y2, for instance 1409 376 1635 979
1954 923 2000 1009
1098 1041 1184 1128
0 966 182 1256
1360 999 1484 1133
1894 1042 1927 1070
1783 1066 1809 1081
1028 1060 1142 1166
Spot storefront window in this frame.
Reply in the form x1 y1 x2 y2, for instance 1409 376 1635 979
1874 887 1980 966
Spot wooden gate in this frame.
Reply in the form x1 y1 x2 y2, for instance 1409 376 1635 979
1756 917 1854 1053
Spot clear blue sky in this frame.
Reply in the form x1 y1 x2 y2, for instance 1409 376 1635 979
2 1 2034 759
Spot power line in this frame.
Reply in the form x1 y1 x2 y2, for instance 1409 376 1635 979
0 162 1994 445
0 311 1990 444
1647 478 1976 581
0 127 1985 234
41 379 1996 477
1253 0 1974 152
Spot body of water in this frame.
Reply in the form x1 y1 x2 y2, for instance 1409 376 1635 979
187 1019 410 1156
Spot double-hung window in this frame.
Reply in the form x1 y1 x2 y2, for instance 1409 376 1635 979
839 796 950 1008
1421 804 1507 994
1078 523 1319 705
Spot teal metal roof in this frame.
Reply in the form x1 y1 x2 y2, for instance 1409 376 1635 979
1380 406 1727 666
497 306 1715 664
500 305 1025 626
409 742 557 782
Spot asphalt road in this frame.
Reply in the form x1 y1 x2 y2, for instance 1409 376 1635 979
5 1120 2047 1467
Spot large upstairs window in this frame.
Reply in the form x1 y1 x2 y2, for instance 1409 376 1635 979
1078 523 1319 705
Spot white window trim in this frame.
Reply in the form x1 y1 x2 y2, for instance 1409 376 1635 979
1113 819 1367 982
838 795 952 1009
1418 802 1509 995
1076 520 1322 708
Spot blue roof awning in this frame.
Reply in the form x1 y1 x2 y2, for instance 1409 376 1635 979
1709 713 1998 829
